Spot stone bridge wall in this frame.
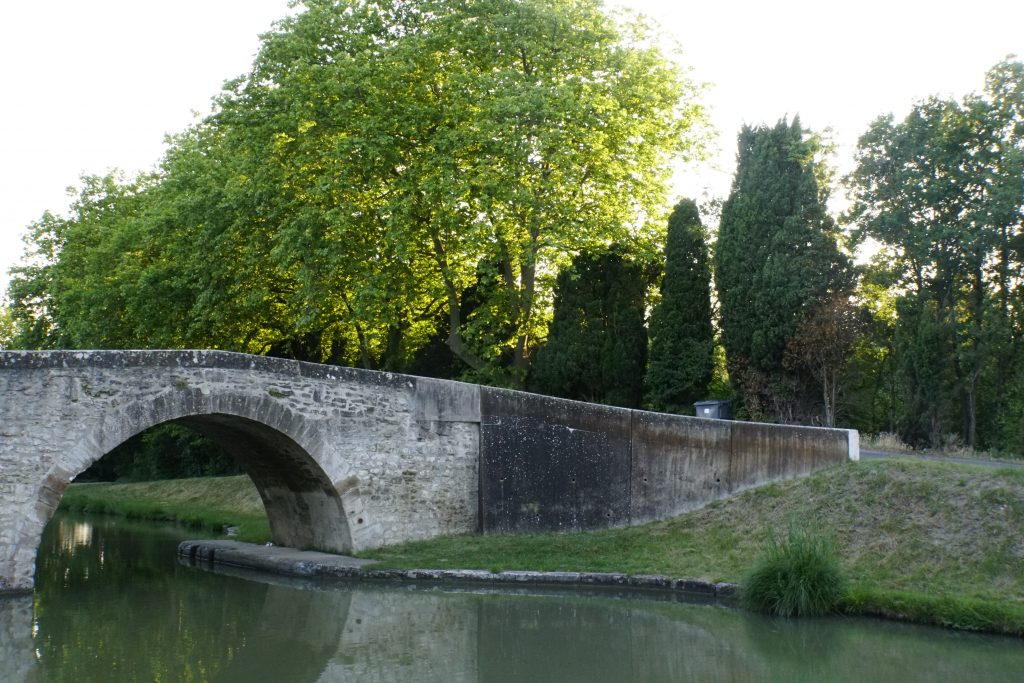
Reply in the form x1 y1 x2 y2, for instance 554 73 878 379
0 350 857 591
0 350 481 591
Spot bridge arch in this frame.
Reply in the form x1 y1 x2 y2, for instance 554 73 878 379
38 393 353 561
1 350 486 591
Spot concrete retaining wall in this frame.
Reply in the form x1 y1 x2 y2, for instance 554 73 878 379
479 389 855 532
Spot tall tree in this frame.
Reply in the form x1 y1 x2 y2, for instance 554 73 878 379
715 118 852 423
5 174 159 350
207 0 707 381
645 199 714 413
783 293 863 427
530 249 649 408
846 58 1024 448
5 0 709 381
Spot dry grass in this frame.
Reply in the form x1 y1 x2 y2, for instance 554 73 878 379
861 432 915 452
862 431 1024 462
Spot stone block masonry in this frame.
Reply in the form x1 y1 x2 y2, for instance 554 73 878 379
0 350 856 591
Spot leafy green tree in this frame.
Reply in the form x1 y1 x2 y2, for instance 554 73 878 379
0 305 13 349
715 118 852 422
645 199 714 413
204 0 706 380
7 0 707 383
5 174 159 350
530 249 649 407
76 424 242 482
783 293 863 427
839 269 902 434
846 58 1024 448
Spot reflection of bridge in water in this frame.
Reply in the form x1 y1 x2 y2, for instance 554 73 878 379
1 350 856 592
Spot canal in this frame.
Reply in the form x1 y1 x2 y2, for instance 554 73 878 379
0 511 1020 682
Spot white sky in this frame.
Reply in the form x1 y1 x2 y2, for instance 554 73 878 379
1 0 1022 295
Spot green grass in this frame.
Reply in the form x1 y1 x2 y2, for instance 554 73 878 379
59 458 1024 635
361 458 1024 634
59 475 270 543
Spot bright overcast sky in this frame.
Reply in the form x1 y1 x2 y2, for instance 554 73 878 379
1 0 1022 295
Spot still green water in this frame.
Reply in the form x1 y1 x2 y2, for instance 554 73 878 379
0 512 1021 682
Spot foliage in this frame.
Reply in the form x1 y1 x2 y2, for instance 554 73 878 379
741 523 846 617
4 0 708 384
0 305 13 349
783 293 864 427
839 272 901 433
645 199 715 413
530 248 650 407
76 424 243 482
5 174 153 349
715 118 852 422
846 58 1024 449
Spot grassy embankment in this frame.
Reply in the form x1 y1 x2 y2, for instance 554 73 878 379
59 458 1024 635
60 477 270 543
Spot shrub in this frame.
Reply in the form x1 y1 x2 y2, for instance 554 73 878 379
742 523 846 617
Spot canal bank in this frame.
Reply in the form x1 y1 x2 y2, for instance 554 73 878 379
5 511 1023 683
57 457 1024 636
177 538 740 599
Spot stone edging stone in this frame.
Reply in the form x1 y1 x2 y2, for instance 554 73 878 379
177 540 739 600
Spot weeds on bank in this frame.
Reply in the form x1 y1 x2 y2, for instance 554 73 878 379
844 586 1024 637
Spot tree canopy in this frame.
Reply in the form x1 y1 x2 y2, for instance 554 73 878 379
846 58 1024 448
5 0 709 387
529 248 650 407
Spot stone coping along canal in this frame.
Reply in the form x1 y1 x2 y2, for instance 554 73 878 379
177 539 740 599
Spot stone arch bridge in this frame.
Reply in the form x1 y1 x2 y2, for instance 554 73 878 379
0 350 857 592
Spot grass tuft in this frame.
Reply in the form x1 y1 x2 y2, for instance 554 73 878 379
741 523 846 618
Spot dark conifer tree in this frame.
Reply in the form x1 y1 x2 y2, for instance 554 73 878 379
715 118 851 421
530 249 648 408
645 199 714 413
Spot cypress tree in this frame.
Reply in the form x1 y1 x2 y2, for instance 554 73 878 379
715 118 851 421
645 199 714 413
530 249 648 408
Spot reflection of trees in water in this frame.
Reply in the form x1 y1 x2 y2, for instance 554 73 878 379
34 516 262 682
31 515 344 683
475 595 769 683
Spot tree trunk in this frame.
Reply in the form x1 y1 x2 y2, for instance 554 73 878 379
430 232 486 371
